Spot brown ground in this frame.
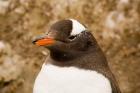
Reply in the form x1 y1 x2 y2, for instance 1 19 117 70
0 0 140 93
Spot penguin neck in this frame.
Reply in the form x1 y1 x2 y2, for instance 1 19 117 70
47 45 108 72
50 49 77 62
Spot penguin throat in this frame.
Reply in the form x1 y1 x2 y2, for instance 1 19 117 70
50 50 78 62
48 45 108 70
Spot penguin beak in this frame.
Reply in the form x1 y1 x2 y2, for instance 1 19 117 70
32 36 55 46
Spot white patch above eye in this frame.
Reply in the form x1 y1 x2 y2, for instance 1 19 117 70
70 19 86 36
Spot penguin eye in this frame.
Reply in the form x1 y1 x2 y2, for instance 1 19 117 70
68 35 77 40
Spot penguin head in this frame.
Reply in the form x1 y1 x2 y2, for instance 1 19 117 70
33 19 97 61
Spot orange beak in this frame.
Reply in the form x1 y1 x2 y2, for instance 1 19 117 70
33 37 55 46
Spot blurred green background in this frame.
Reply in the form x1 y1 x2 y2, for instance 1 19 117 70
0 0 140 93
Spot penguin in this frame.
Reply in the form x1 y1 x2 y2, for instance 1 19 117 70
33 19 121 93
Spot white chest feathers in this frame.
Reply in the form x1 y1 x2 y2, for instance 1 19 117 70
33 64 112 93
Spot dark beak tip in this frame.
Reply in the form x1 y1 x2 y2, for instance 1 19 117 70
32 39 37 44
32 35 46 44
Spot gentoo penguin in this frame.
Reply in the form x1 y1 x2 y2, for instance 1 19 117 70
33 19 121 93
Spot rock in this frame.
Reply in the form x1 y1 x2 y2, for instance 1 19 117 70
0 0 10 14
0 42 24 82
